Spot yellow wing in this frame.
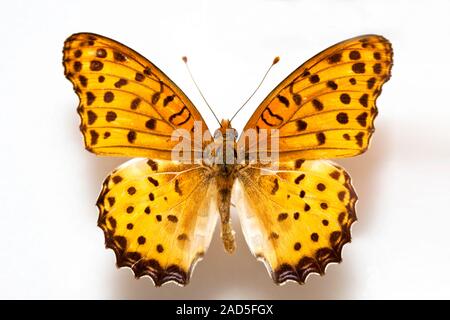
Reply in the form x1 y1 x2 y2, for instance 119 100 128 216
235 160 357 284
238 35 393 161
63 33 210 159
97 158 217 286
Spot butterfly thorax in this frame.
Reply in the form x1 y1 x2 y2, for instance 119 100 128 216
212 119 238 167
213 119 238 253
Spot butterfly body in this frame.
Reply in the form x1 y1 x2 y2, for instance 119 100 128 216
63 33 392 286
212 119 239 253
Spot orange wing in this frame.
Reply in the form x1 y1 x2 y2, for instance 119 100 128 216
63 33 210 159
97 159 217 286
235 160 357 284
238 35 393 161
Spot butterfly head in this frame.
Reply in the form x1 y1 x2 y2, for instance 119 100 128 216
213 119 238 141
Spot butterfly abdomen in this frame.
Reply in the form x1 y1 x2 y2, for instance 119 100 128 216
215 172 237 254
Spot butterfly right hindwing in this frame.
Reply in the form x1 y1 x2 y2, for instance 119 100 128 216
234 160 357 284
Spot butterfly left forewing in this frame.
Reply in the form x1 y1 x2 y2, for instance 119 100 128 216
235 160 357 284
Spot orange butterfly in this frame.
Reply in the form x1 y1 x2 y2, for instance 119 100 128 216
63 33 392 286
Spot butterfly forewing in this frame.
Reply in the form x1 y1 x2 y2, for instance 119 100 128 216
63 33 210 159
235 160 357 284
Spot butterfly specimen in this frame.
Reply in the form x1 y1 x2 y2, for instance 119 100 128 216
63 33 392 286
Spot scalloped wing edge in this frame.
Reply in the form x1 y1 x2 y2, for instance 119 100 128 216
361 36 393 156
95 173 201 287
268 168 357 285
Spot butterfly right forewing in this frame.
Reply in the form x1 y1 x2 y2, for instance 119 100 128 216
239 35 393 161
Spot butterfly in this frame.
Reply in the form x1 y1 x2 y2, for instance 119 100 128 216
63 33 393 286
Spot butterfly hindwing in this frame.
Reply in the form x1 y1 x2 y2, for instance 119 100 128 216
239 35 393 160
235 160 357 284
63 33 210 159
97 158 217 286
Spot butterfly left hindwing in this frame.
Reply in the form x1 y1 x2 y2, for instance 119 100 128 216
64 33 393 286
97 158 217 286
63 33 210 159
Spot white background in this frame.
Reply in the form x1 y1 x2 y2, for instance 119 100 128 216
0 0 449 299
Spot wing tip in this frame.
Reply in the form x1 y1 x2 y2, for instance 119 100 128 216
62 32 98 76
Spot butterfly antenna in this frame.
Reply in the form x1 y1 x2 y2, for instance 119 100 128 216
182 56 221 127
230 56 280 122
